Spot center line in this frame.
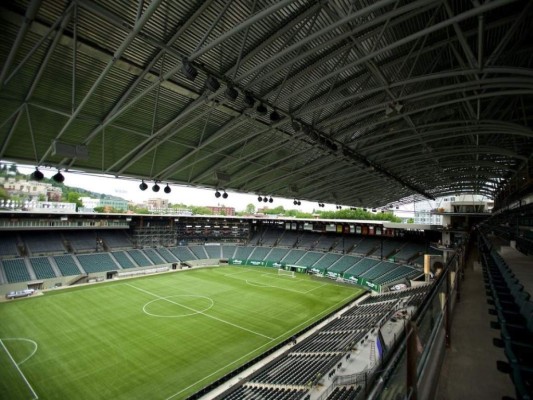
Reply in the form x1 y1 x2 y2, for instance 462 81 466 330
125 283 274 340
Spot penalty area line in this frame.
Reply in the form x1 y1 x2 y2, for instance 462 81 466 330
125 283 274 340
0 338 38 399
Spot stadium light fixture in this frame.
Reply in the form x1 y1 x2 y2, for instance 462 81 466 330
152 182 160 192
293 199 297 205
225 86 238 102
297 200 301 206
222 191 228 199
139 180 148 191
270 110 281 122
263 196 268 203
52 170 65 183
257 196 263 202
243 92 255 108
269 197 273 203
215 190 221 198
256 103 267 116
206 75 220 92
31 167 44 181
164 184 171 194
181 58 198 81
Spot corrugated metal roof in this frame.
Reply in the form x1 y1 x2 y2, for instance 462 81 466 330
0 0 532 209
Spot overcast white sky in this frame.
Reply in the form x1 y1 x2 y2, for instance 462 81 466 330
7 163 434 215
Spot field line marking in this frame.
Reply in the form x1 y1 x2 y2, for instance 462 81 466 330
0 338 38 399
165 290 361 400
304 283 328 294
125 283 274 340
2 338 38 365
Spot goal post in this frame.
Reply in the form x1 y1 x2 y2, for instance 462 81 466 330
278 268 295 278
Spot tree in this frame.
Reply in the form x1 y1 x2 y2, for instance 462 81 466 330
407 218 414 223
0 187 8 201
67 192 83 210
245 203 256 214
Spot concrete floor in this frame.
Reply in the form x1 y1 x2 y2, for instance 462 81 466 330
435 246 515 400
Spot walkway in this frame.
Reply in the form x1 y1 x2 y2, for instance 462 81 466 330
435 244 515 400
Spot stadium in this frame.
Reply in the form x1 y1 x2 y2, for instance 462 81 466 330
0 1 532 400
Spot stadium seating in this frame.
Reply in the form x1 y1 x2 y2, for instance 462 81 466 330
23 231 65 255
297 251 324 267
374 265 421 285
98 230 132 249
394 242 426 262
359 261 398 280
2 258 31 283
222 245 237 259
327 256 361 274
314 235 338 251
264 247 290 262
189 245 208 259
297 232 322 249
234 246 254 260
277 231 299 247
156 247 179 263
111 251 136 269
259 226 281 246
282 249 307 264
313 253 343 271
204 245 221 259
142 248 166 265
326 386 362 400
344 258 380 277
76 253 119 273
53 255 82 276
351 237 381 256
249 246 271 260
29 257 57 279
225 386 305 400
127 249 153 266
169 246 197 262
0 232 19 257
65 231 98 252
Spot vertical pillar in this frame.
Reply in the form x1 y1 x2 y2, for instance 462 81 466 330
407 321 418 400
445 267 451 347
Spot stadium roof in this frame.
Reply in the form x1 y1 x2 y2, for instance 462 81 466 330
1 0 532 208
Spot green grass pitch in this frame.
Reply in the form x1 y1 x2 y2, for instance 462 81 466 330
0 266 364 399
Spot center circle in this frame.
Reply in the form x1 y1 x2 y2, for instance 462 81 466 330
143 295 214 318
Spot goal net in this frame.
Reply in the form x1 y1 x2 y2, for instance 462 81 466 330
278 268 295 278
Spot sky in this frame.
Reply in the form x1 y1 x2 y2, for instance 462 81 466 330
8 162 438 216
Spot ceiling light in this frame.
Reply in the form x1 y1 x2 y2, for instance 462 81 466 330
257 196 263 202
244 92 255 108
263 196 268 202
206 75 220 92
270 110 280 122
293 199 297 205
52 170 64 183
256 103 267 116
164 184 171 194
215 190 221 198
225 86 238 102
222 191 228 199
152 183 160 192
297 200 301 206
31 167 44 181
269 197 273 203
292 121 301 132
139 180 148 191
181 58 198 81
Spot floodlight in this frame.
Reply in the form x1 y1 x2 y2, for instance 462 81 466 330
164 184 171 194
152 183 160 192
258 196 263 202
297 200 301 206
215 190 221 198
244 92 255 108
181 58 198 81
225 86 238 102
206 75 220 92
270 110 281 122
52 170 65 183
139 180 148 191
31 167 44 181
256 103 267 116
263 196 268 202
222 191 228 199
269 197 273 203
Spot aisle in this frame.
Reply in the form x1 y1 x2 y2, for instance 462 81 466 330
435 246 514 400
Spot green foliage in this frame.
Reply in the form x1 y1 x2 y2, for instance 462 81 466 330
245 203 256 214
317 208 401 222
262 205 286 215
0 187 8 201
407 218 414 223
190 206 213 215
66 192 83 209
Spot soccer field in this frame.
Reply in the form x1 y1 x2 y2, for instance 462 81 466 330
0 266 364 400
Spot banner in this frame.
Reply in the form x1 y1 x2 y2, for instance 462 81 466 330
228 258 287 268
342 273 381 292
